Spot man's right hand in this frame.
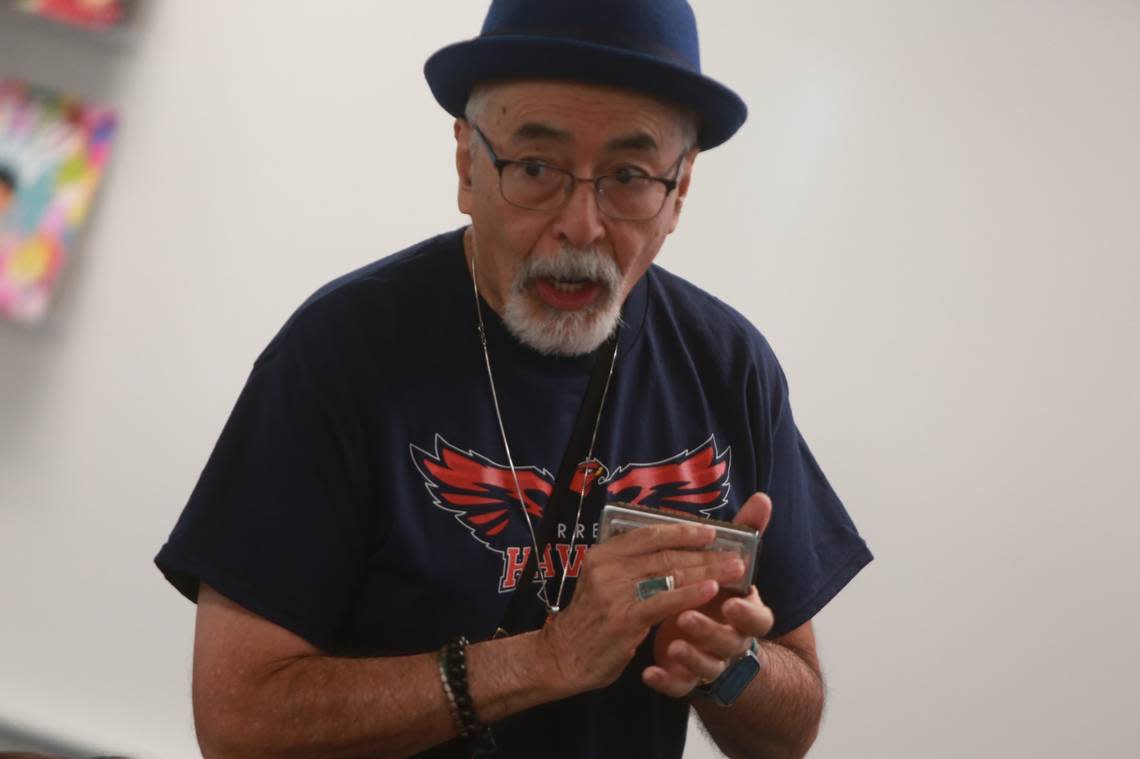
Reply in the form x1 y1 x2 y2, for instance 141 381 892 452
537 522 746 693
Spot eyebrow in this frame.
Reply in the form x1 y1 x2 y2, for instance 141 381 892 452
604 132 659 153
509 122 660 154
511 122 571 143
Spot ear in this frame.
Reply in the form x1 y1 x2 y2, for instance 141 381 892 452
455 118 475 214
666 147 700 234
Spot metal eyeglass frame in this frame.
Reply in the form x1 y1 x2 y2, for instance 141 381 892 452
470 123 687 221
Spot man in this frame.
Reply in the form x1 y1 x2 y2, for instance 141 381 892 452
156 2 872 757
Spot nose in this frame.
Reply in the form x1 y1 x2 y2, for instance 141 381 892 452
551 178 606 249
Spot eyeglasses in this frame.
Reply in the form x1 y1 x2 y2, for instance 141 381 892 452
471 124 687 221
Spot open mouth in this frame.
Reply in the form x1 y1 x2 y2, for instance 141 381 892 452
549 278 591 292
535 276 603 310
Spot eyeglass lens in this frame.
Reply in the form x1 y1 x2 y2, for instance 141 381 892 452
499 164 669 220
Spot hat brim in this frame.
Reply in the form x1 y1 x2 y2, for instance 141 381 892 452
424 35 747 151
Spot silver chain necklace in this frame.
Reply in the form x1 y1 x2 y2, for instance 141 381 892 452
469 252 619 616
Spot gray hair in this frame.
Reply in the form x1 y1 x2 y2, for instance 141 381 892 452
463 84 495 129
463 84 700 155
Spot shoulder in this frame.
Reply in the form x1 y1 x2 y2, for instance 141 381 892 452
284 227 463 337
257 228 466 369
644 264 781 371
299 228 464 313
641 265 791 428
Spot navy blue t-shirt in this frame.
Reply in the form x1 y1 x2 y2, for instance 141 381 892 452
156 227 872 758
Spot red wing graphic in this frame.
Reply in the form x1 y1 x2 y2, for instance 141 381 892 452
603 437 731 516
411 436 554 548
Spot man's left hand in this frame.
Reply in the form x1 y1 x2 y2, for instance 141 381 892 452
642 492 776 698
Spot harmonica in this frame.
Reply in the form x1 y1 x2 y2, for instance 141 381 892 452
598 502 761 595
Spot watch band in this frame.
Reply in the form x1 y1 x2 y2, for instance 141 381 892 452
694 637 762 706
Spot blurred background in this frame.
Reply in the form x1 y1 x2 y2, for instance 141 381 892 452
1 1 1138 757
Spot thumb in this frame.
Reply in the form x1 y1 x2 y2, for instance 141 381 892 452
733 492 773 536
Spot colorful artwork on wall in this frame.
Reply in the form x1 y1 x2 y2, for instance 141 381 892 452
10 0 131 30
0 79 117 323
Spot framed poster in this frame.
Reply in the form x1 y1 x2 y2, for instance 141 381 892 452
0 79 117 323
10 0 132 30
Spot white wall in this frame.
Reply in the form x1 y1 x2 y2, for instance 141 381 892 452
1 1 1137 757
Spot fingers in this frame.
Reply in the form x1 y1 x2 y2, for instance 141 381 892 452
733 492 772 535
627 548 745 590
720 586 775 639
602 522 717 558
641 619 743 698
543 521 758 693
643 633 743 698
587 538 745 598
581 535 749 627
539 577 720 692
630 578 721 627
641 664 691 698
675 609 751 660
643 640 726 698
665 554 743 591
670 587 774 656
642 587 776 698
665 635 728 682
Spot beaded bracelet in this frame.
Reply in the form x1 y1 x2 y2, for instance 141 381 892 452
438 636 496 755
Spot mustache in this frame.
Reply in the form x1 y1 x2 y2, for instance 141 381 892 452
514 246 621 291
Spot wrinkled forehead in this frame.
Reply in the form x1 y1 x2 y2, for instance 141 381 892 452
469 80 697 155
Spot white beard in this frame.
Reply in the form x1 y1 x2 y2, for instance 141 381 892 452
502 245 623 357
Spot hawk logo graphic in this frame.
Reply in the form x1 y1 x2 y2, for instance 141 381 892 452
411 435 731 594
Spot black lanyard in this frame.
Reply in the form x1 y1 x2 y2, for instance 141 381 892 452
493 330 619 639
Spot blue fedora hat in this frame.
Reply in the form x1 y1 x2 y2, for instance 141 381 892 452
424 0 747 150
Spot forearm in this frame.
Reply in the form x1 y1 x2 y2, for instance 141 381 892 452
196 630 572 759
193 526 734 758
691 640 824 759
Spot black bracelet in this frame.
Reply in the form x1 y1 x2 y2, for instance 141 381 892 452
438 636 496 756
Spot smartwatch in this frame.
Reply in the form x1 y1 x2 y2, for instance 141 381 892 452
693 638 762 706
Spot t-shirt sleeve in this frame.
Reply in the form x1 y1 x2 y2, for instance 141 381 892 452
154 301 375 651
750 342 873 639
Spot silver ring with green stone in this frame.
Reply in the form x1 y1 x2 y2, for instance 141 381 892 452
635 575 675 601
